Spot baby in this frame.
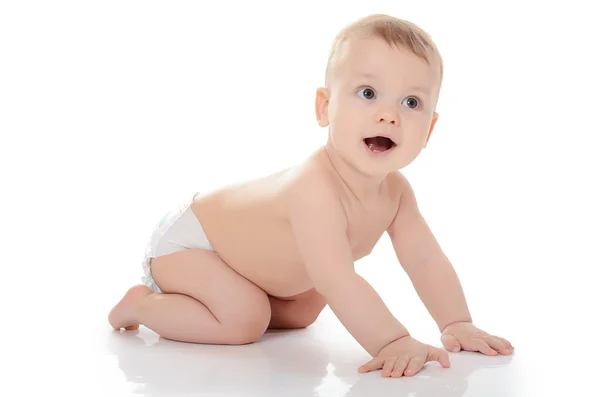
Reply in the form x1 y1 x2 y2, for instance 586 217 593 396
109 14 514 378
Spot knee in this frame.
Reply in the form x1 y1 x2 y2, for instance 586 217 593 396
228 324 267 344
227 296 272 344
293 294 327 328
289 311 321 329
277 303 325 329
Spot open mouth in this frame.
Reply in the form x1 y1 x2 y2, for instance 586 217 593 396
363 136 396 153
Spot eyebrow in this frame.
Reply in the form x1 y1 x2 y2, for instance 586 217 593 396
359 73 432 96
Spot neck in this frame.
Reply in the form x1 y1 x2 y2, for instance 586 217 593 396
321 138 388 203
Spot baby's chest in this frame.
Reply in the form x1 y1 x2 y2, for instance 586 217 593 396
346 212 393 260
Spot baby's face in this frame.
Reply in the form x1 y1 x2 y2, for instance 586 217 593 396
317 37 441 175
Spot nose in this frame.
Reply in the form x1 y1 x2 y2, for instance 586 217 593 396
376 106 399 126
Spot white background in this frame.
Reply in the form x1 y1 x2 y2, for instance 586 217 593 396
1 1 599 395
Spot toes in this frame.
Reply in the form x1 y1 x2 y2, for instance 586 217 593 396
124 325 139 331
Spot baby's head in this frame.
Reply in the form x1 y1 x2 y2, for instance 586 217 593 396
315 14 443 175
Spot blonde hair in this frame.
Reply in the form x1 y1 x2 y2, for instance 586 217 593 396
325 14 443 84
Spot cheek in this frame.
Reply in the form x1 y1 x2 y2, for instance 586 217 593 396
404 115 431 132
337 100 365 124
330 100 356 127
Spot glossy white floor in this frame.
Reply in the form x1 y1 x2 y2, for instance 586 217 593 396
99 314 515 397
7 222 599 396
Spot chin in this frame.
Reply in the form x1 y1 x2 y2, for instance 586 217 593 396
355 158 398 177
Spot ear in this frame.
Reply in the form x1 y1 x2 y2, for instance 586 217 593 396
315 87 330 127
424 111 439 147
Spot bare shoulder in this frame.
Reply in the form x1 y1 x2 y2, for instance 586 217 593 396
385 171 420 235
386 170 415 208
281 155 345 223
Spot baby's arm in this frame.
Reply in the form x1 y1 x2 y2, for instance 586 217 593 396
289 179 409 357
386 172 472 332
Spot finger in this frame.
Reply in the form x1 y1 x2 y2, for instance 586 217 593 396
358 357 384 373
381 358 397 377
495 336 515 352
483 336 512 355
391 357 409 378
404 356 425 376
465 338 497 356
428 346 451 368
441 333 462 352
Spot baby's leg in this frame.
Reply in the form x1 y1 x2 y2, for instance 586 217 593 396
268 289 327 329
108 249 271 345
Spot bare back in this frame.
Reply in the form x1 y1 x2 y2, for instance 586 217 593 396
191 148 403 298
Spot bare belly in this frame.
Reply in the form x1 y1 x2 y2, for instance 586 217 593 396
190 193 314 298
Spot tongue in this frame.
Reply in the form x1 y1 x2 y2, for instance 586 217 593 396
365 137 390 151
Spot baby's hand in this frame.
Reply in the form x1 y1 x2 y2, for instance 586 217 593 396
441 321 514 355
358 335 451 378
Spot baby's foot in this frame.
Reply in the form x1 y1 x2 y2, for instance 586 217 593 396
108 285 152 331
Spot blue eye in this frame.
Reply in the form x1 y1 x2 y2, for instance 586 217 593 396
358 87 376 100
402 97 420 109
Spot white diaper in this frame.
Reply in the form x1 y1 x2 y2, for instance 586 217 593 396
141 192 214 293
